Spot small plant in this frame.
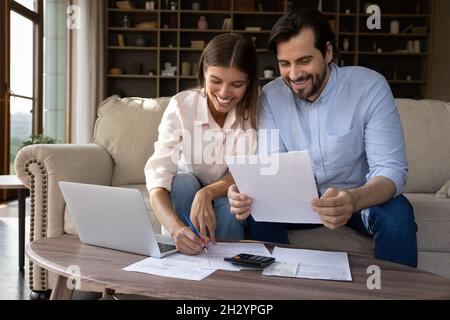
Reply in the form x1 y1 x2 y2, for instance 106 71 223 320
20 134 58 149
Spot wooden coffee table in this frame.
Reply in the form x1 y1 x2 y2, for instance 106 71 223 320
26 235 450 300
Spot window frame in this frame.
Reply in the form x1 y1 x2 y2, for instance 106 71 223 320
0 0 43 177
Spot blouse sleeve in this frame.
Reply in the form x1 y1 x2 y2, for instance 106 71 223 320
144 97 182 192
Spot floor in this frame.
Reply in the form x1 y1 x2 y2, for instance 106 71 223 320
0 199 101 300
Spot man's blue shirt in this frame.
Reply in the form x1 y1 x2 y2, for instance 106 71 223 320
258 63 407 196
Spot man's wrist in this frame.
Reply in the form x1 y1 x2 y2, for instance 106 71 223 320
347 188 361 212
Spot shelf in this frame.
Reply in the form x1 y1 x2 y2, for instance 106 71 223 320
358 13 431 18
359 51 428 56
105 0 433 99
233 11 284 15
108 9 159 13
108 46 158 51
341 32 429 37
108 27 158 32
107 74 157 79
179 10 232 14
179 28 230 33
388 80 427 84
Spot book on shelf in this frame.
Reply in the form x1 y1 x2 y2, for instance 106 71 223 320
190 40 205 49
222 18 232 30
117 34 125 47
116 1 135 9
245 26 262 31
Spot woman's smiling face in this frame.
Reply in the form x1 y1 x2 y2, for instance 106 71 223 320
204 65 249 114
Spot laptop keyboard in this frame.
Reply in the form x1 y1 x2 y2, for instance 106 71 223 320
158 242 176 253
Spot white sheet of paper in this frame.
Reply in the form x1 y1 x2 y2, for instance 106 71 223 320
165 242 272 271
123 257 215 281
123 242 272 280
271 247 352 281
262 261 298 278
226 150 321 223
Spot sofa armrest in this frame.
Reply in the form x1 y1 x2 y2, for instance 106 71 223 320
15 143 113 291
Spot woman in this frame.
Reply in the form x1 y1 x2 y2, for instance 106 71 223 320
145 33 259 255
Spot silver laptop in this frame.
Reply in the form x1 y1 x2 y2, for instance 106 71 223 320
58 181 177 258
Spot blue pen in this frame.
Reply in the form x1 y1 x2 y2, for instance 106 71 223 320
182 212 208 253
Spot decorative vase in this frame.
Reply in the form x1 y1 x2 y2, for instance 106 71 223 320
343 38 350 51
198 16 208 30
390 20 399 34
135 35 146 47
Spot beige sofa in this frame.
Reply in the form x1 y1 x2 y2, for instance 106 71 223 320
15 96 450 292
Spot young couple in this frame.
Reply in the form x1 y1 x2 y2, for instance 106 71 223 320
145 9 418 268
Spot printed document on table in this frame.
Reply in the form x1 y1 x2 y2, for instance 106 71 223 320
270 246 352 281
123 242 272 280
226 150 321 223
123 256 215 281
166 242 272 271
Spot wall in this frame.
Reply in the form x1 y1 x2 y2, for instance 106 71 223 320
430 0 450 101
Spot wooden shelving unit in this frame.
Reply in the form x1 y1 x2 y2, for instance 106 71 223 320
105 0 433 99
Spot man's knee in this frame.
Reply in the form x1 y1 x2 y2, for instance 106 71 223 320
370 195 417 232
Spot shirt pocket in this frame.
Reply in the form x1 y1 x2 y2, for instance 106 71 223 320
325 128 361 169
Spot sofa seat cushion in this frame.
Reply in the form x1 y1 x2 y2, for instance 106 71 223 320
64 184 161 235
404 193 450 252
288 226 373 256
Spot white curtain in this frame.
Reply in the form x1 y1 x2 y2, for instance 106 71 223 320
69 0 105 143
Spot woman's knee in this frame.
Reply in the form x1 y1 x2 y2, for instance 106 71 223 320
170 171 202 215
171 171 201 193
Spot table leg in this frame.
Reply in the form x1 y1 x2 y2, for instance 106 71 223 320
18 189 26 270
50 275 74 300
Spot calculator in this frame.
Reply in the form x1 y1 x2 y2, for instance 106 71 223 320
224 253 275 268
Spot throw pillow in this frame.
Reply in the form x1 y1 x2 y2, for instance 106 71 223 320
435 180 450 198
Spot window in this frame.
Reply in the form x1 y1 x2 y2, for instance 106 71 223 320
0 0 43 179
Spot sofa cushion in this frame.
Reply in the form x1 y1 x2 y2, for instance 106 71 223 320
397 99 450 193
93 96 171 186
288 192 450 255
288 226 374 256
435 180 450 198
64 184 161 235
404 193 450 252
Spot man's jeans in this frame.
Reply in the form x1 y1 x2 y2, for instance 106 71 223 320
169 171 246 240
248 195 418 268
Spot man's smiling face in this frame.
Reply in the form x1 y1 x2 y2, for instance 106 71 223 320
277 28 332 102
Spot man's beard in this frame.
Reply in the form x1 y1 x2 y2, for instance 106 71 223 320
285 66 327 101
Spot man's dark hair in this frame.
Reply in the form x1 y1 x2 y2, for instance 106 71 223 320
268 9 338 61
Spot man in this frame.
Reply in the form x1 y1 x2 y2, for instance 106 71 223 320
227 9 418 268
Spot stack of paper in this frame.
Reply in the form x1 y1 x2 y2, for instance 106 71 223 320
123 242 272 281
263 247 352 281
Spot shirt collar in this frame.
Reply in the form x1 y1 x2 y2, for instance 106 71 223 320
195 92 237 129
195 93 210 126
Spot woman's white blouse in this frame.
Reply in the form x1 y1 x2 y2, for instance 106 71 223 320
145 89 256 192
